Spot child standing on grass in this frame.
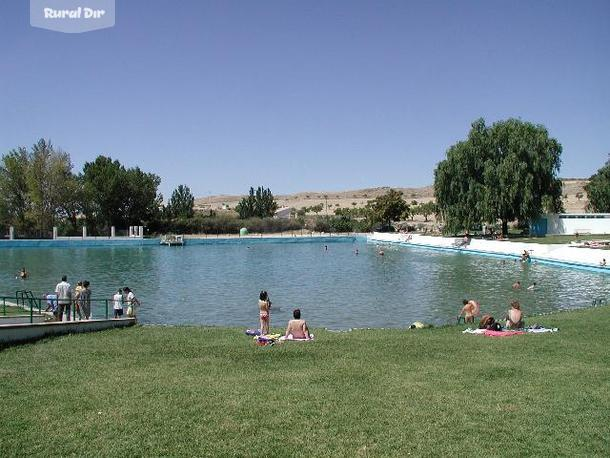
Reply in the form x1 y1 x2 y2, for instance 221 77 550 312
258 290 271 335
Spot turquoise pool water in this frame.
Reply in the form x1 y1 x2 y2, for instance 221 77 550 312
1 239 608 328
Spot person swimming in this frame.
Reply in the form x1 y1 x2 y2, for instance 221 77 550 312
284 308 310 340
18 267 28 279
527 282 537 291
512 280 521 290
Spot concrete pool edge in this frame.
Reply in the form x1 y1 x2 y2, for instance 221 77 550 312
0 234 364 248
368 233 610 274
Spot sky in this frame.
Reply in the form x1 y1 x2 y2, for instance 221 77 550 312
1 0 609 199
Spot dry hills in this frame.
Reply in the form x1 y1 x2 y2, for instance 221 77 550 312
194 179 589 214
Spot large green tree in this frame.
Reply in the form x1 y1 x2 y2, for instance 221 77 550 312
0 148 30 232
235 186 278 219
584 159 610 212
367 189 409 229
26 140 78 236
82 156 162 230
167 185 195 219
434 118 563 236
82 156 126 229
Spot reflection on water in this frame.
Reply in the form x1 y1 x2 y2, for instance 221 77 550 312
1 241 607 329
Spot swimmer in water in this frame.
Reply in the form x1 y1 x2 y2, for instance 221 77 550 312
378 249 384 256
18 267 28 279
324 245 328 251
355 249 359 255
512 280 521 290
527 282 537 291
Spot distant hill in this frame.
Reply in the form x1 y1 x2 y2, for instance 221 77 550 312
194 179 589 214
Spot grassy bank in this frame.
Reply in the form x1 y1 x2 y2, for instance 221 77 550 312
1 307 609 457
509 233 610 244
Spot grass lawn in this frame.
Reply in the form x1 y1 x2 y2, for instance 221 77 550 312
1 307 609 457
509 233 610 245
0 305 36 317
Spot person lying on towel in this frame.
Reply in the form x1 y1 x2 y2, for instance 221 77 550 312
284 308 311 340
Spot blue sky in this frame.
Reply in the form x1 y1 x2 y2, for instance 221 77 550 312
1 0 609 198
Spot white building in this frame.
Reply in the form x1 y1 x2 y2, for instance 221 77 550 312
531 213 610 236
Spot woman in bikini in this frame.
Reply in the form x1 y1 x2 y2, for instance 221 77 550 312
258 290 271 335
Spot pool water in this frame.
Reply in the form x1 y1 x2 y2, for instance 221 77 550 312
1 239 608 329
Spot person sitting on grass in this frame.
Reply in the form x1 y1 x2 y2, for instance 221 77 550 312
505 300 524 329
458 299 480 323
478 314 502 331
284 308 310 340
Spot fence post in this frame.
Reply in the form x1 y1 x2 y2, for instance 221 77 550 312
105 299 109 319
30 299 33 324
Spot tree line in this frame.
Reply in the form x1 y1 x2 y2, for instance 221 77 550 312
0 139 192 237
3 129 609 238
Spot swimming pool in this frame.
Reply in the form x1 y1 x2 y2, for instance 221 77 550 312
1 238 607 328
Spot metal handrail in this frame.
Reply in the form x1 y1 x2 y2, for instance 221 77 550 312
2 294 116 323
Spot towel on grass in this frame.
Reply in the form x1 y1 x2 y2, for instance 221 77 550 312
279 334 314 341
525 327 558 333
463 327 558 335
462 328 486 334
484 329 526 337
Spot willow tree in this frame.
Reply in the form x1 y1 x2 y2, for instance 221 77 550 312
434 118 563 236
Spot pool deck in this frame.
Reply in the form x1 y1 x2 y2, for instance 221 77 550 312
368 233 610 273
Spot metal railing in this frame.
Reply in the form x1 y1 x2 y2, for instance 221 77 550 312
2 291 123 323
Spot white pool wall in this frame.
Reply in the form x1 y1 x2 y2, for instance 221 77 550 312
368 233 609 272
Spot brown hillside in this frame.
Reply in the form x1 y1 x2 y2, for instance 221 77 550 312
194 180 588 214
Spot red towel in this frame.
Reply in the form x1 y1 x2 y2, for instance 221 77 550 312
484 330 526 337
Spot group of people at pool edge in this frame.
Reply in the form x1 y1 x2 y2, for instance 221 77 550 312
46 275 140 321
258 290 311 340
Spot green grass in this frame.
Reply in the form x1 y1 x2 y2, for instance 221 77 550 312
508 233 610 244
0 305 36 317
1 307 609 457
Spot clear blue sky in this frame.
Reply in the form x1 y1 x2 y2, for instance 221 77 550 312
1 0 609 198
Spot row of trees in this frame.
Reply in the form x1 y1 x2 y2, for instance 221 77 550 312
4 127 608 238
0 139 196 237
235 186 278 219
